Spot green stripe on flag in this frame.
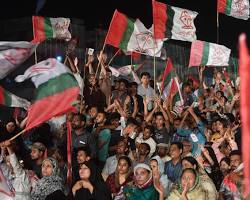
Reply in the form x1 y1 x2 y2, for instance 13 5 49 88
173 92 180 105
119 18 135 51
44 18 53 39
201 42 210 66
225 0 233 15
165 71 175 86
4 89 12 106
166 5 175 38
35 73 78 100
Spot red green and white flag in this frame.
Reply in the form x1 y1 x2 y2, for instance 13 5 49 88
189 40 231 67
32 16 72 43
0 41 37 79
170 77 184 115
0 86 30 109
15 58 79 131
153 0 198 42
218 0 249 20
105 10 163 57
109 64 141 77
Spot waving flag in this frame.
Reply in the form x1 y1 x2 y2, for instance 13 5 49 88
189 40 231 67
105 10 163 57
218 0 249 20
32 16 71 43
15 58 79 131
153 0 198 42
0 86 30 109
0 41 37 79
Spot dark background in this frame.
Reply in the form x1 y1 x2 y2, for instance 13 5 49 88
0 0 249 53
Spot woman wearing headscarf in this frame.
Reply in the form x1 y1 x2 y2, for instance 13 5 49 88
31 157 66 200
72 160 111 200
150 156 172 198
105 156 134 199
167 168 208 200
122 163 158 200
181 156 218 200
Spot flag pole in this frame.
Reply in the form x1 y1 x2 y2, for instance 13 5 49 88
108 49 120 66
217 11 219 43
94 44 106 79
32 16 38 64
153 44 156 94
9 129 26 141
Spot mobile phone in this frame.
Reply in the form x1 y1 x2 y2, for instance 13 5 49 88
88 48 94 55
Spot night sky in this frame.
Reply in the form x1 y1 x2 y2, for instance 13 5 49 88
0 0 249 54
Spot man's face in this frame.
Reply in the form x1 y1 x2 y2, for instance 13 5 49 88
141 75 149 86
155 115 164 128
30 148 43 160
95 113 106 124
116 141 127 155
72 115 84 129
77 150 88 164
173 119 181 129
169 144 182 159
230 155 242 171
119 82 126 91
143 128 151 140
89 107 98 120
130 85 137 94
138 144 149 156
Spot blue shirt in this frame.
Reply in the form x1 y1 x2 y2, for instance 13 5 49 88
164 160 182 183
98 128 111 162
177 121 206 156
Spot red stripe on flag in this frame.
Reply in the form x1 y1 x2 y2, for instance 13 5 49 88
217 0 227 13
189 40 204 67
0 86 4 105
104 10 128 47
152 0 167 39
32 16 46 43
161 58 173 93
239 34 250 197
25 87 79 131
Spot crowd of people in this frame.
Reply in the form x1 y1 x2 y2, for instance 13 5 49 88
0 51 244 200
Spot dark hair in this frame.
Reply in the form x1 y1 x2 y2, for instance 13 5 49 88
74 113 86 122
171 142 183 151
76 147 91 157
204 145 220 168
229 150 242 157
144 125 154 135
129 82 138 87
216 117 228 128
140 72 150 79
119 78 129 88
220 157 230 166
181 156 199 170
118 155 132 167
140 143 151 155
154 112 164 118
109 112 121 121
126 117 138 127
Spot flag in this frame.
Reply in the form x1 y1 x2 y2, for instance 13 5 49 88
189 40 231 67
153 0 198 42
0 41 37 79
109 64 141 77
160 58 175 94
32 16 71 43
0 86 30 109
105 10 163 57
15 58 79 131
218 0 249 20
239 34 250 197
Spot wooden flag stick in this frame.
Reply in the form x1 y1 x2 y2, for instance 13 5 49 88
216 11 219 43
108 49 120 66
153 48 156 94
95 44 106 79
9 129 27 141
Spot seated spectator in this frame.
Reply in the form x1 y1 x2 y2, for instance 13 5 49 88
155 143 171 163
102 140 127 180
123 163 158 200
132 143 151 167
150 155 172 198
167 168 207 200
164 142 183 183
219 150 243 200
181 156 218 200
105 156 133 198
135 125 156 157
31 157 66 200
72 160 111 200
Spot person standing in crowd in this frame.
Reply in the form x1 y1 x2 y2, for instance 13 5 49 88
137 72 155 111
30 142 47 178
